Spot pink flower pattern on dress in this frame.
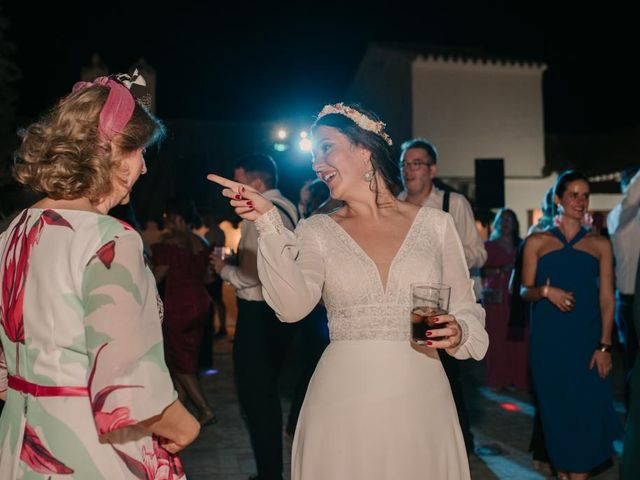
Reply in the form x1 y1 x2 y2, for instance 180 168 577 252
88 344 143 434
20 423 74 475
1 210 73 344
96 240 117 269
113 437 186 480
0 211 183 477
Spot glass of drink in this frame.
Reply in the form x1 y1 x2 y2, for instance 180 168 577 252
410 283 451 344
213 246 232 260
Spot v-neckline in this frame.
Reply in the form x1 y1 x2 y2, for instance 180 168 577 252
323 207 424 296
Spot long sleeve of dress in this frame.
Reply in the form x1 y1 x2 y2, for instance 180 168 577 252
82 230 177 436
255 208 324 323
441 214 489 360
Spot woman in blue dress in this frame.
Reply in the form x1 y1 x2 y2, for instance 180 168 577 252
521 171 622 480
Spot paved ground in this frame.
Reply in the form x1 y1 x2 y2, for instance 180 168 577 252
179 329 625 480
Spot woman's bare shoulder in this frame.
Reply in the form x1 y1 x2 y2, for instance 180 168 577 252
585 232 612 253
526 231 554 245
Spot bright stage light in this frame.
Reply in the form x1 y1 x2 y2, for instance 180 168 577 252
299 138 312 152
276 128 288 140
299 130 308 139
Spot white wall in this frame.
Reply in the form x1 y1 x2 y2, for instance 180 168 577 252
411 57 546 178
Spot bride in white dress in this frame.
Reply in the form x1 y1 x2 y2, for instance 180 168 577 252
208 103 488 480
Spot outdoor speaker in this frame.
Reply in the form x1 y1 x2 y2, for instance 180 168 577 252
475 159 505 209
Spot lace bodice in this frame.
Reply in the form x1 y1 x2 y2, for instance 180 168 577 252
255 206 487 359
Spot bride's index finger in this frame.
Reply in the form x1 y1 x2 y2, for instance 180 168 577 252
206 174 239 190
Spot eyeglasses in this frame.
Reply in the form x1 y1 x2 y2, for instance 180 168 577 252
400 161 434 171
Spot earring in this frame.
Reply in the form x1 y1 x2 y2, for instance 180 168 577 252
363 169 374 182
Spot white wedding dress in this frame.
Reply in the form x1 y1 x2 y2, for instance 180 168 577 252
255 206 488 480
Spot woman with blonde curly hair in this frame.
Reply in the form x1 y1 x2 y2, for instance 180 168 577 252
0 73 199 479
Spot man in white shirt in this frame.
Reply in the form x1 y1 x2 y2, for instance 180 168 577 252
211 154 298 480
398 138 487 453
607 165 640 407
398 139 487 270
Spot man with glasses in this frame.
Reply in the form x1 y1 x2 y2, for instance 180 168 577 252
399 138 487 271
398 138 487 454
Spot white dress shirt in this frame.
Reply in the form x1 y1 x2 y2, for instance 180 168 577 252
399 188 487 269
608 169 640 295
220 189 298 301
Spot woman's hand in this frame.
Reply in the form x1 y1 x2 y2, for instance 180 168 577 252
589 350 613 379
139 400 200 454
425 314 462 350
544 284 576 313
158 421 200 454
210 254 226 274
206 174 274 221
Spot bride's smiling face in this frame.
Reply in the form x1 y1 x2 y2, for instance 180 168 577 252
311 126 371 200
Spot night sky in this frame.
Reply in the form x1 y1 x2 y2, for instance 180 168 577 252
3 2 639 134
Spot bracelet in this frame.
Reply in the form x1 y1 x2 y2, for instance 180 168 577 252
540 285 549 298
596 343 612 353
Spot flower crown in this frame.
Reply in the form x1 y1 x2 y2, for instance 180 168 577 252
316 103 393 146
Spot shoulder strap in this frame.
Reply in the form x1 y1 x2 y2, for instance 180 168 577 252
442 190 450 213
568 227 589 246
272 201 297 228
549 227 567 245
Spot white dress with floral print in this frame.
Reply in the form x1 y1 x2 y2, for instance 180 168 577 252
0 209 185 479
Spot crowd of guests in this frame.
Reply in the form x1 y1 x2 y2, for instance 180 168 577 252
0 70 638 480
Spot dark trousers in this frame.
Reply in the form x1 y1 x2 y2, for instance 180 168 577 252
438 350 474 452
286 304 330 435
198 303 214 369
615 292 638 410
233 299 295 480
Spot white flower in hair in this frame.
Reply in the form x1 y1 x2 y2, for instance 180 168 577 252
317 103 393 146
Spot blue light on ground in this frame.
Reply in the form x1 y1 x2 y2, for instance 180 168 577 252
476 387 624 478
201 368 219 376
614 440 623 456
476 448 546 480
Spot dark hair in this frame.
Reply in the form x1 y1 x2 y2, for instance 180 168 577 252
301 179 330 218
489 208 521 247
554 170 590 199
311 104 401 202
235 153 278 189
621 165 640 192
399 138 438 164
164 199 200 229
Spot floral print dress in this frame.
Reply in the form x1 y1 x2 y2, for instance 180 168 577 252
0 209 185 479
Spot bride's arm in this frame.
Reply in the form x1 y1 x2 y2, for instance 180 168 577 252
206 173 324 323
441 214 489 360
256 208 324 323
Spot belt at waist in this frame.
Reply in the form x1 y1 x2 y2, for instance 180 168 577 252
8 375 89 397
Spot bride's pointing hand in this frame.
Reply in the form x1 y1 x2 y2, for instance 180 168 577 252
206 174 274 222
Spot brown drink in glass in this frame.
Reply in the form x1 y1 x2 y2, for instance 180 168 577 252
410 283 451 344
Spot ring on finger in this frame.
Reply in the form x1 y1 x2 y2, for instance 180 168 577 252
564 299 572 306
